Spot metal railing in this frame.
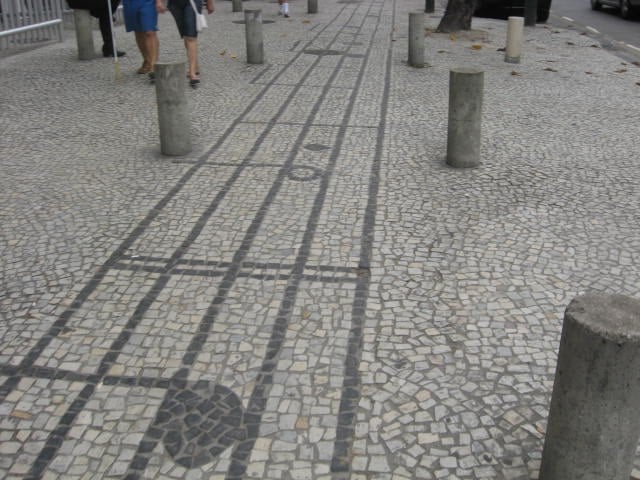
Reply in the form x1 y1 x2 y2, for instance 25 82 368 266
0 0 64 52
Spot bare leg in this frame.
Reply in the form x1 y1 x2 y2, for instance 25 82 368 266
144 31 159 70
135 31 151 71
184 37 199 79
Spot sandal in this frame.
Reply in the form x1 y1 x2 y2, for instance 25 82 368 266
189 77 200 88
137 64 152 74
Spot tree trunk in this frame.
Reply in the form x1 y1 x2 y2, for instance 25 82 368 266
436 0 476 32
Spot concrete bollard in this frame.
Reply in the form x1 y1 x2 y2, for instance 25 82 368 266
73 9 95 60
424 0 434 13
446 68 483 168
505 16 524 63
232 0 242 13
308 0 318 14
408 12 424 68
154 62 192 156
244 10 264 65
524 0 537 26
540 294 640 480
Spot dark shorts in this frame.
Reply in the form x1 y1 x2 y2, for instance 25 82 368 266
168 0 202 38
123 0 158 32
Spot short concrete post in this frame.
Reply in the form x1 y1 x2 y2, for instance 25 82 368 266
408 12 424 68
424 0 434 13
244 10 264 65
308 0 318 14
232 0 242 13
154 62 192 156
73 9 95 60
446 68 483 168
524 0 537 26
505 16 524 63
540 294 640 480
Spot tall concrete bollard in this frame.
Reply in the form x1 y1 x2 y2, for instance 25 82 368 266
73 9 95 60
505 16 524 63
154 62 192 156
308 0 318 14
424 0 434 13
540 294 640 480
244 10 264 64
524 0 537 26
232 0 242 13
408 12 424 68
446 68 483 168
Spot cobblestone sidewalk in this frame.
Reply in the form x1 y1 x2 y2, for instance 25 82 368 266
1 0 640 478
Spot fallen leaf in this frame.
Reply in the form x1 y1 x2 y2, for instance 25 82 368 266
632 61 640 67
497 47 506 52
11 410 32 420
302 309 311 319
302 19 310 23
437 50 448 53
535 424 545 434
567 41 575 46
621 62 628 65
449 34 457 41
230 54 237 59
590 44 600 48
471 44 482 50
544 67 558 72
585 71 592 74
615 68 628 73
511 71 521 76
219 49 226 56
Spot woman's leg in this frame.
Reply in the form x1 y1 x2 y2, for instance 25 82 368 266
184 37 199 79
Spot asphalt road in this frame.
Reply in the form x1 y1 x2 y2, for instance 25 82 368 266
549 0 640 54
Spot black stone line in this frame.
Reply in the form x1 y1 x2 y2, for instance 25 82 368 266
249 64 272 84
331 0 394 473
10 7 354 479
123 5 365 477
226 3 383 478
237 120 379 128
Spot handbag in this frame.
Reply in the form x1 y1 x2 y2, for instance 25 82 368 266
188 0 207 32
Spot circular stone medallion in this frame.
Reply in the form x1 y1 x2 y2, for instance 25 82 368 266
154 383 245 468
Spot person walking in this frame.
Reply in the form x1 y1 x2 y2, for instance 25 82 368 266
66 0 126 57
167 0 214 87
122 0 165 75
278 0 289 17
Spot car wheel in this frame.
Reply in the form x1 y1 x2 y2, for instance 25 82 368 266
620 0 633 17
591 0 602 10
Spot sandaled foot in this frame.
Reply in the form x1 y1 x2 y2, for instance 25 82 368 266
137 64 152 74
189 76 200 88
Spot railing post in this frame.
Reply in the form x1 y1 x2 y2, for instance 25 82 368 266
244 9 263 64
232 0 242 13
424 0 434 13
308 0 318 14
446 67 483 168
540 294 640 480
505 16 524 63
408 12 424 68
73 9 95 60
154 62 192 156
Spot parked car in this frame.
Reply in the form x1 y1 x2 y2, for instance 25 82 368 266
474 0 552 22
591 0 638 19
